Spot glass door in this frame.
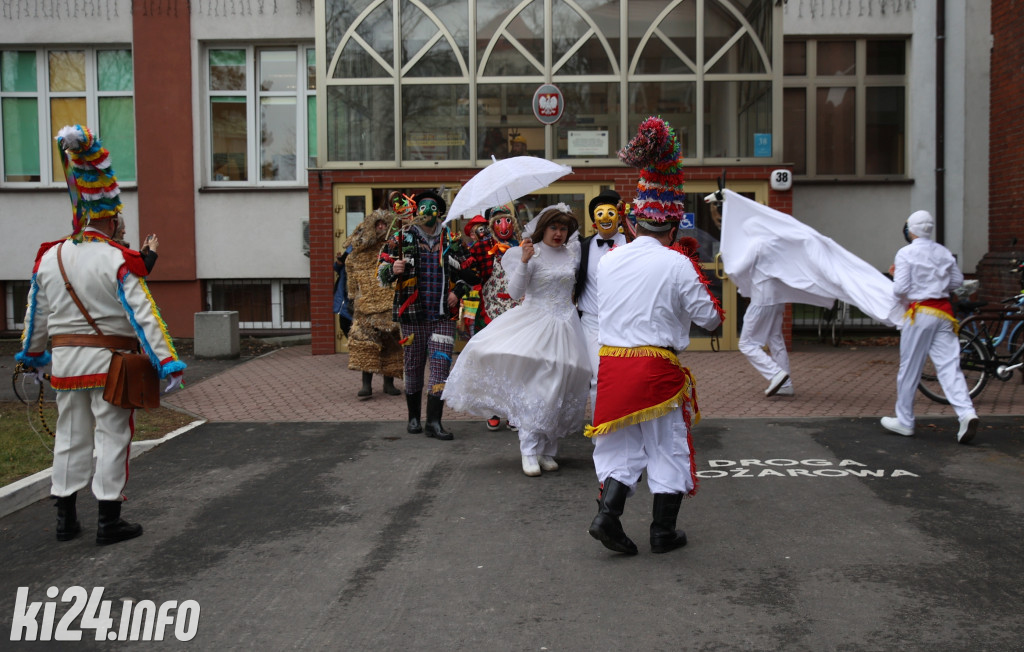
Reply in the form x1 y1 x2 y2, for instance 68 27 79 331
332 185 373 352
679 180 767 351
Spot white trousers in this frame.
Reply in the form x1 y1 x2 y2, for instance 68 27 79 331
591 405 695 495
518 428 560 456
895 312 976 428
580 311 601 417
738 303 791 386
51 388 133 501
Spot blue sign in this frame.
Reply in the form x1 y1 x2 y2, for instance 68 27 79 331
681 212 695 229
754 133 772 157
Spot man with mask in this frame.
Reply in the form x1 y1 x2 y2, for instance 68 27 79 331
16 125 186 545
378 190 475 440
881 210 979 444
574 189 626 417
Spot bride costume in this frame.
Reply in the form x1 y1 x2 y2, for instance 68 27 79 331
442 205 592 472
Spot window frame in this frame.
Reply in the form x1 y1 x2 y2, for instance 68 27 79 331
202 43 316 188
316 0 783 168
0 46 135 187
782 37 909 180
205 278 311 330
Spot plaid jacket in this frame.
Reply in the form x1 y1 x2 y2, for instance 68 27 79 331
378 226 476 323
463 237 496 285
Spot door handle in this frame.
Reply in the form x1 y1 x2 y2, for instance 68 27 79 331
714 252 727 280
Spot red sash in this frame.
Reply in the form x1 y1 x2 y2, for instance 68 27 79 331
584 346 699 438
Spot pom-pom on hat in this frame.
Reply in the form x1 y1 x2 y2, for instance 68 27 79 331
618 116 685 232
55 125 122 234
588 190 621 220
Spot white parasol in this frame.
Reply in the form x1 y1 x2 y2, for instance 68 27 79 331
441 156 573 227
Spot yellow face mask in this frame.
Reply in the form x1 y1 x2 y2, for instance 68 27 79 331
592 203 619 238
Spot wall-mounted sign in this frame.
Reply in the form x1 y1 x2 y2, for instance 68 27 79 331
754 133 772 157
567 130 608 156
533 84 564 125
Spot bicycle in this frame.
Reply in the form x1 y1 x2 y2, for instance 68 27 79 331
817 299 848 347
917 265 1024 403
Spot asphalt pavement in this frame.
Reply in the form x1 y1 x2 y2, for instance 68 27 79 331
1 342 1023 650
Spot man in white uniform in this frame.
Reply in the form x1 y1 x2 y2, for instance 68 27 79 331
16 125 185 544
881 210 979 443
573 190 626 415
738 295 793 397
585 117 723 555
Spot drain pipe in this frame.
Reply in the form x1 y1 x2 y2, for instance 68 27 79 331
935 0 946 244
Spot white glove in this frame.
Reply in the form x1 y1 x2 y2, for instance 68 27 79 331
24 367 46 384
164 373 184 394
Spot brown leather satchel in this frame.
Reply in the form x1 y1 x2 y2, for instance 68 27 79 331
56 242 160 409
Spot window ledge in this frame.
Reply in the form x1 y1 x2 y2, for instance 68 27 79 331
794 177 914 186
199 185 310 193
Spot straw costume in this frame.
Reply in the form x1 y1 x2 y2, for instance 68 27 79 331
346 205 404 396
586 117 723 556
15 125 185 545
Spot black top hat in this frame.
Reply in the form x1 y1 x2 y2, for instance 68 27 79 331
589 190 621 219
414 190 447 217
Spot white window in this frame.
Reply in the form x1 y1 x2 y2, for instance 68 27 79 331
0 48 135 186
6 280 30 332
783 38 908 178
205 45 316 186
206 279 310 330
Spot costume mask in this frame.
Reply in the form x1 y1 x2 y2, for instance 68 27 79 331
592 203 619 238
492 215 515 242
417 198 440 227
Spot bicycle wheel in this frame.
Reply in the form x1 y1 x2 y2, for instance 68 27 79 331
917 333 990 404
1008 320 1024 355
818 302 836 344
830 301 847 347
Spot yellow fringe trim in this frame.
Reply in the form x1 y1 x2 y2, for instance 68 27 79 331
904 305 960 334
583 359 700 438
597 345 684 369
138 277 179 356
431 382 446 394
400 278 416 289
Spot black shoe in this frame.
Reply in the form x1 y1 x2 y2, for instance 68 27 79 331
358 371 373 399
382 376 402 396
55 493 81 542
588 478 637 555
96 500 143 546
650 493 687 554
406 391 423 434
424 395 454 441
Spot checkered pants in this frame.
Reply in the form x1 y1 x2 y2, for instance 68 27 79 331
401 319 456 396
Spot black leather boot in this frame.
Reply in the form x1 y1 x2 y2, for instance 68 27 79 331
358 371 373 398
650 493 687 554
424 394 454 441
382 376 401 396
55 493 81 542
588 478 637 555
406 391 423 434
96 500 143 546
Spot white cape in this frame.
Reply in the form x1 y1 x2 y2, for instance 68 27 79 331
720 190 902 327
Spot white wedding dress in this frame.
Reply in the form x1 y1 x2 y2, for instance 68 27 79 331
443 236 591 454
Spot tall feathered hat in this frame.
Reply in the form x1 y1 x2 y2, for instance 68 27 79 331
618 116 685 232
55 125 122 234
